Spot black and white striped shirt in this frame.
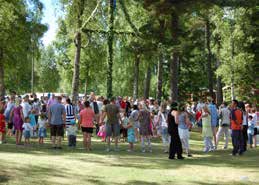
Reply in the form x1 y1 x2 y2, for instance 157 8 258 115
65 104 75 124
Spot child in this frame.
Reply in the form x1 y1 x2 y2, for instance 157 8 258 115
247 115 255 148
22 117 33 145
201 105 213 153
97 124 106 142
124 117 135 152
66 124 77 148
29 109 37 137
0 109 6 144
121 112 128 142
38 114 47 144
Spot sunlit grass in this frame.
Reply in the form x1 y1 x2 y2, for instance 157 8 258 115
0 130 258 185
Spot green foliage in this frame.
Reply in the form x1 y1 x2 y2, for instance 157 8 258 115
0 0 47 95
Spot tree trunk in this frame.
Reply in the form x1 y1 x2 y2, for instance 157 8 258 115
157 54 163 104
133 54 140 101
107 0 115 99
216 39 223 105
156 19 165 105
170 12 179 102
170 52 179 102
72 0 85 104
0 48 5 98
72 31 82 104
205 19 214 98
144 65 151 100
230 35 235 100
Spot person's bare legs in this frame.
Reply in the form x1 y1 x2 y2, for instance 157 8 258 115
52 136 56 147
106 136 111 151
114 136 119 150
212 127 217 148
254 135 257 147
57 136 62 147
83 132 87 149
88 133 92 150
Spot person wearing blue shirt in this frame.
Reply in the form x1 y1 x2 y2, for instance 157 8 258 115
207 97 218 149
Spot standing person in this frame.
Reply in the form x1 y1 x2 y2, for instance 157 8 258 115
207 97 218 149
21 95 31 119
124 117 135 152
157 102 169 153
100 97 121 152
10 98 24 145
216 102 231 149
250 108 257 148
4 96 15 136
79 101 95 151
22 117 33 146
247 115 255 148
89 94 100 135
201 105 213 153
48 96 66 149
125 97 131 117
47 94 56 111
230 99 244 156
168 102 184 160
130 104 140 142
32 97 41 124
138 102 152 153
178 104 192 157
0 108 6 144
64 98 76 146
38 113 47 144
238 101 248 152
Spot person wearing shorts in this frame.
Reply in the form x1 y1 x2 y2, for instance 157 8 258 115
79 101 95 151
48 96 66 149
100 97 121 152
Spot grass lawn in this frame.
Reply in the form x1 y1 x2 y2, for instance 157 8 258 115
0 130 258 185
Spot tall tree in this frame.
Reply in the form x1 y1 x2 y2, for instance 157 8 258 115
205 18 214 98
133 54 140 101
107 0 115 99
170 11 180 101
71 0 85 103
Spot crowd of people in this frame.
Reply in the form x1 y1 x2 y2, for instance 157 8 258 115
0 91 258 160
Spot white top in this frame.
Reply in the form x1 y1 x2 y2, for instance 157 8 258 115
23 122 33 131
219 107 230 125
67 125 77 136
97 101 103 114
21 102 32 118
158 111 168 127
38 119 46 128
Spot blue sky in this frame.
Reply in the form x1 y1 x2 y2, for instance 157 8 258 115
41 0 59 46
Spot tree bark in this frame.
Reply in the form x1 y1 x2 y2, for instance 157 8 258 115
156 19 165 105
72 0 85 104
107 0 115 99
133 54 140 101
170 52 179 102
216 39 223 105
157 54 163 104
0 48 5 98
72 31 82 104
144 65 151 100
205 19 214 98
170 12 179 102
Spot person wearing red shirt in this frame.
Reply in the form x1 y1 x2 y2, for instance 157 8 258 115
230 100 244 156
0 108 6 144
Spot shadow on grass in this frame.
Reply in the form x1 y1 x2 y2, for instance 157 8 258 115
0 131 259 172
0 175 10 183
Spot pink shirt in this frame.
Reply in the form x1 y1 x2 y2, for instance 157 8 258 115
80 108 95 128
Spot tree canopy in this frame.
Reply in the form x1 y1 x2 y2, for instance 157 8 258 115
0 0 258 104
